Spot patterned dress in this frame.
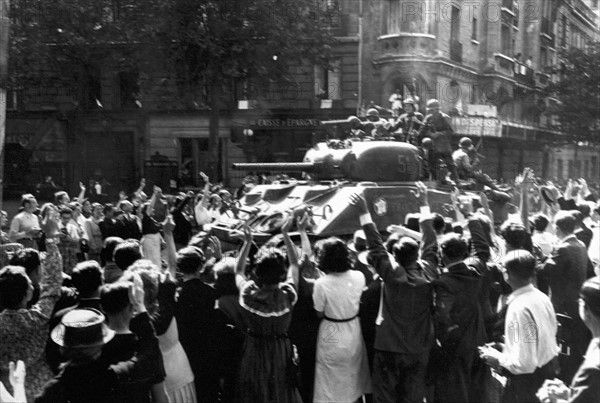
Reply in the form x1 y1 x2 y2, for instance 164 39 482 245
236 279 302 403
0 242 62 402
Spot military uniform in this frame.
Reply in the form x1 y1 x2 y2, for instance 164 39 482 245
393 112 424 142
419 112 458 183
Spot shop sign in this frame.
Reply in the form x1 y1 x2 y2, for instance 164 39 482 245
6 132 34 147
452 117 502 138
254 118 320 127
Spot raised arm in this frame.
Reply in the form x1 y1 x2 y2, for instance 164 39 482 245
281 216 299 287
349 192 409 285
235 224 253 290
147 186 160 218
76 182 86 202
162 215 177 279
413 182 439 270
296 212 314 261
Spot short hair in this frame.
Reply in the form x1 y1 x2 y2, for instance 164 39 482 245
103 204 115 215
580 276 600 318
71 261 103 298
254 247 287 285
54 191 68 204
10 248 41 276
213 257 238 297
500 221 533 252
392 237 420 268
440 233 469 261
113 241 142 271
101 237 124 265
0 266 30 309
315 237 352 273
91 202 102 211
576 203 591 218
532 214 550 232
59 207 73 217
502 250 536 280
554 211 576 234
176 247 205 275
21 194 36 207
432 213 445 234
100 282 131 314
126 260 160 312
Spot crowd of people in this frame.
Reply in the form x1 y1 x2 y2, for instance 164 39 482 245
0 162 598 403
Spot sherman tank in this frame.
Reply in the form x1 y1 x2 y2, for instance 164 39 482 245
209 137 497 248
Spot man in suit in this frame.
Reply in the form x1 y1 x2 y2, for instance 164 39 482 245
114 201 142 240
540 211 592 382
349 182 438 403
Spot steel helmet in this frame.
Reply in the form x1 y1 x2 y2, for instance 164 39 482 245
426 99 440 109
366 108 379 117
347 116 362 125
403 97 416 105
459 137 473 149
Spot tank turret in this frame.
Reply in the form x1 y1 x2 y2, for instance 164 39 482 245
233 140 421 182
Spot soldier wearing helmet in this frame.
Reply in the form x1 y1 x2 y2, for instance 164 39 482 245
392 97 424 143
453 137 501 190
365 107 392 138
347 115 366 140
418 99 458 185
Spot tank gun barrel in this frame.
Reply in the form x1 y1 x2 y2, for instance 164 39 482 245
232 162 320 172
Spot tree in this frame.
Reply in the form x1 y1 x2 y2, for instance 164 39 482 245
8 0 339 180
156 0 339 179
546 42 600 145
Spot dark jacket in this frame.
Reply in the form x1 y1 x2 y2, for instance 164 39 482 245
418 112 454 153
568 338 600 403
393 112 424 140
363 214 438 354
35 312 165 403
539 235 589 318
575 224 593 249
434 218 489 356
98 218 118 240
114 214 142 241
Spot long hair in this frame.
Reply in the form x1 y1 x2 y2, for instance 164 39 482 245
315 237 352 273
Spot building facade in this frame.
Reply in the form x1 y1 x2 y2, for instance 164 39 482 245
3 0 599 196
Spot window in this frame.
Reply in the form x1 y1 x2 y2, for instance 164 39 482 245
472 17 477 40
450 6 460 41
179 137 224 184
119 70 140 109
501 24 512 55
584 160 589 178
540 46 548 69
82 66 102 109
557 159 563 179
6 90 19 111
470 85 476 104
314 62 341 100
560 15 568 47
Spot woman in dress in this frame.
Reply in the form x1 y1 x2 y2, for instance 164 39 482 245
312 237 372 403
0 225 62 402
235 220 302 403
127 259 197 403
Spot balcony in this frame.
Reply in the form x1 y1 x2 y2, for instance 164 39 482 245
450 40 463 64
376 33 436 60
494 53 515 77
514 63 534 86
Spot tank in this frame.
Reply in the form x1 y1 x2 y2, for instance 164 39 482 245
209 139 490 248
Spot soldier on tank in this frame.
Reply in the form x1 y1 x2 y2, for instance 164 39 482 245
347 116 367 140
392 98 424 142
418 99 459 185
452 137 502 191
365 108 392 138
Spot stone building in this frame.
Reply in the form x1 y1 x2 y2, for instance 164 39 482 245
3 0 598 196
